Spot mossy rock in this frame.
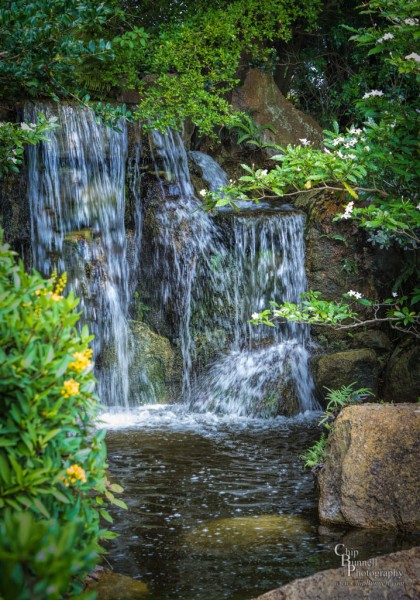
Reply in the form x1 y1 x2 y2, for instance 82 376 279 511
86 569 148 599
384 340 420 403
129 320 181 404
314 349 379 401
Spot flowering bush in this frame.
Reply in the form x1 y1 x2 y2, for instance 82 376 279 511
0 234 125 599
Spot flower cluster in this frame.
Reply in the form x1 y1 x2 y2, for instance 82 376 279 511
65 464 87 485
69 348 93 373
341 201 354 220
377 33 394 43
347 290 363 299
61 379 80 398
362 90 384 99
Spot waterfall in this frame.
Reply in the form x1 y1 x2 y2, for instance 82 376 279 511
190 210 318 417
148 130 227 400
25 103 132 408
146 137 317 416
189 151 229 191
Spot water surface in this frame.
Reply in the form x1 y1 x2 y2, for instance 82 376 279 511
103 406 417 600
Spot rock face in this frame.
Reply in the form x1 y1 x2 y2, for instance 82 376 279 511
385 340 420 403
317 404 420 530
231 69 323 151
314 349 380 399
252 546 420 600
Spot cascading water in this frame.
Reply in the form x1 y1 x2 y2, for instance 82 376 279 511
148 129 228 400
190 209 318 416
25 103 132 408
147 139 317 416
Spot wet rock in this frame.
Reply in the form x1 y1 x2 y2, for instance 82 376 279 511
231 69 323 153
317 404 420 529
314 349 379 399
184 515 312 551
86 567 148 599
350 330 392 353
384 340 420 403
252 546 420 599
129 320 181 403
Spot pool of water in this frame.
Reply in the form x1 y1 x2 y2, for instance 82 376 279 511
102 405 418 600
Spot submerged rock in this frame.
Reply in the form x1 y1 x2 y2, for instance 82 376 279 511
184 514 312 551
252 546 420 599
317 404 420 530
314 349 379 400
86 568 148 599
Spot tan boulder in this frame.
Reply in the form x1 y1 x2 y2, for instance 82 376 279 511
317 404 420 529
232 69 323 152
252 546 420 600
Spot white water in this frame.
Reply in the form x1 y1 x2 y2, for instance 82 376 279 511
25 103 132 408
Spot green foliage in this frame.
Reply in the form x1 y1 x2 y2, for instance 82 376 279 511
0 234 126 599
0 114 59 178
0 0 115 99
302 383 374 470
229 114 277 149
301 434 328 469
251 290 420 338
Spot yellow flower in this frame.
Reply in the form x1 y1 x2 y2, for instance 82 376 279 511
304 180 312 189
34 289 41 296
50 293 63 302
68 348 93 373
55 273 67 295
65 464 87 485
61 379 80 398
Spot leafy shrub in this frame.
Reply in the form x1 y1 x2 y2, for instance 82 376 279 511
0 234 125 599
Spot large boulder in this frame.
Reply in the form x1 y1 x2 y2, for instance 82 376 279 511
231 69 323 152
252 546 420 600
384 340 420 403
317 404 420 530
314 349 380 400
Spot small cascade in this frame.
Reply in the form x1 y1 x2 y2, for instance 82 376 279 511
189 151 229 192
25 103 132 408
191 210 318 416
148 130 227 400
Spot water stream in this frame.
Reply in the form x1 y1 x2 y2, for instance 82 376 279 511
25 103 132 408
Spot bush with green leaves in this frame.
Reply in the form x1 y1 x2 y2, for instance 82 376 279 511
0 235 125 599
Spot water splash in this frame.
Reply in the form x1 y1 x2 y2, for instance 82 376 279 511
190 211 318 416
189 151 229 192
25 103 132 408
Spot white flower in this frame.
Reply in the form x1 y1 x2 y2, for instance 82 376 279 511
20 122 33 131
392 292 398 298
347 154 357 160
256 169 268 179
251 312 259 320
405 52 420 63
363 90 384 99
199 189 207 197
377 33 394 43
364 146 371 152
347 290 363 299
416 204 420 210
332 137 344 146
349 127 362 135
341 201 354 220
299 138 311 146
404 18 419 26
10 157 18 164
